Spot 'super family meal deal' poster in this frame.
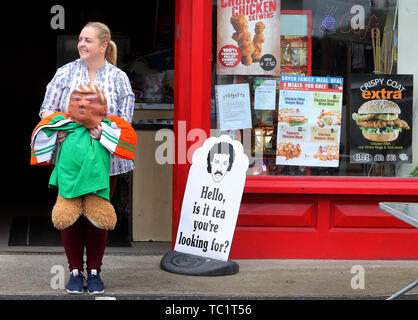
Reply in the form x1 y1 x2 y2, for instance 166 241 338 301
276 75 344 167
217 0 281 75
350 74 413 164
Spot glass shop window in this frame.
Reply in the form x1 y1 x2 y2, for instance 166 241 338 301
211 0 417 178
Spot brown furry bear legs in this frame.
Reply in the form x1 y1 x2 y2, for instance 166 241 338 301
83 194 117 231
52 195 83 230
52 194 117 231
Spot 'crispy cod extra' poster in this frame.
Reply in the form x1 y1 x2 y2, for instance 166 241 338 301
217 0 280 75
350 74 413 164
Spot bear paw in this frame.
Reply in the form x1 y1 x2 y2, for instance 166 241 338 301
83 194 117 230
51 195 83 230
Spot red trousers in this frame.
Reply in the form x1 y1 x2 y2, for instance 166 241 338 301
60 176 118 273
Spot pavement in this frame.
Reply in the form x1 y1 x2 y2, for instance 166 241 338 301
0 248 417 300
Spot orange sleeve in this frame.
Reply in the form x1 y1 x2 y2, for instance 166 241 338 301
103 116 137 160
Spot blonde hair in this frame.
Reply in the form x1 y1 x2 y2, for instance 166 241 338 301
73 83 107 106
84 21 117 66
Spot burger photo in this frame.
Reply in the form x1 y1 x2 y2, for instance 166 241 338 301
352 99 410 142
284 108 307 126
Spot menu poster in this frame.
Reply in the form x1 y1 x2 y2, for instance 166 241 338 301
350 74 413 164
215 83 252 131
276 75 344 167
216 0 281 75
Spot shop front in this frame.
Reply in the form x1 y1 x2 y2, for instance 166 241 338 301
173 0 418 259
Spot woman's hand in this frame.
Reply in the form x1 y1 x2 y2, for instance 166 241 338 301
41 111 54 119
57 131 68 144
90 125 102 140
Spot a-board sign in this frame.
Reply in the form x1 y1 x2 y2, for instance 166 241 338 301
174 135 249 261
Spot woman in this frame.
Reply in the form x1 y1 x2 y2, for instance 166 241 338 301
40 22 135 295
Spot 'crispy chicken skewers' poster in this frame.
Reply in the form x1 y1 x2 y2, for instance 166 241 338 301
217 0 281 75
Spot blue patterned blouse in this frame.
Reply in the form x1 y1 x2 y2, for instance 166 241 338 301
39 58 135 176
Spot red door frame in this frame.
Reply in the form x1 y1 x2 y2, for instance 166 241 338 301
173 0 212 241
173 0 418 259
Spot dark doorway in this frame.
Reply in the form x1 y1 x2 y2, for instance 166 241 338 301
1 0 174 247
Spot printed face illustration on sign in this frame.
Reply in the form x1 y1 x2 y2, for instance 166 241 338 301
207 142 235 183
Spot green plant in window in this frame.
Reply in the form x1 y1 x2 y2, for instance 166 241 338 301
409 166 418 177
